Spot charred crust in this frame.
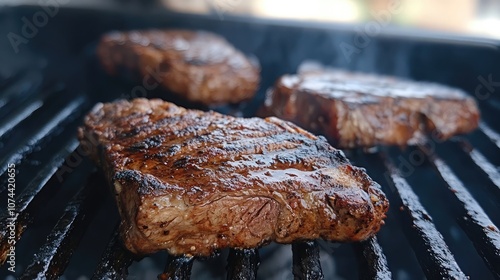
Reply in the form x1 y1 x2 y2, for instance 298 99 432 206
173 156 191 169
119 127 141 139
114 170 169 195
128 135 164 151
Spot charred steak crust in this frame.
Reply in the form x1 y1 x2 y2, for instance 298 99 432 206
78 98 388 256
260 69 480 148
97 29 260 105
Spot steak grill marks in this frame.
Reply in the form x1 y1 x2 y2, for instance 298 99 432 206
79 98 388 256
0 73 498 279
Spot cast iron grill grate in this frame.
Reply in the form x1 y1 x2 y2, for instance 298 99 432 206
0 70 499 280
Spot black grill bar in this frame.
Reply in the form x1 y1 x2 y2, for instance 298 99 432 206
456 139 500 202
226 248 259 280
92 228 135 280
0 138 83 264
352 237 391 280
479 122 500 150
0 82 66 137
0 100 43 136
159 255 194 280
291 241 324 280
381 153 467 279
419 145 500 278
0 70 42 111
0 96 86 177
20 172 103 280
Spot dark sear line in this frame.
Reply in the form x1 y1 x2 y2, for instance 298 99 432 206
141 133 316 170
117 113 339 175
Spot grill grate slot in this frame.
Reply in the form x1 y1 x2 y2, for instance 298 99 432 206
455 139 500 202
92 228 135 280
226 248 259 280
159 255 194 280
20 172 103 280
419 145 500 278
0 139 83 264
0 82 66 137
479 122 500 150
381 153 467 279
291 241 324 280
0 96 86 177
0 70 43 111
0 101 43 137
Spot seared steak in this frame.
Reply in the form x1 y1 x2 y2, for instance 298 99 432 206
78 98 388 256
97 30 260 105
260 67 480 148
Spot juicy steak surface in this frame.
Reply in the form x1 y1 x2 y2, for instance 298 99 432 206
97 29 260 105
260 68 480 148
78 98 388 256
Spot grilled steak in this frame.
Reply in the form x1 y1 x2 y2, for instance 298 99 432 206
260 67 480 148
78 98 388 256
97 30 260 105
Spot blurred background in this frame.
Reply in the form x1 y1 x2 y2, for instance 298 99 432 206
163 0 500 39
3 0 499 39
